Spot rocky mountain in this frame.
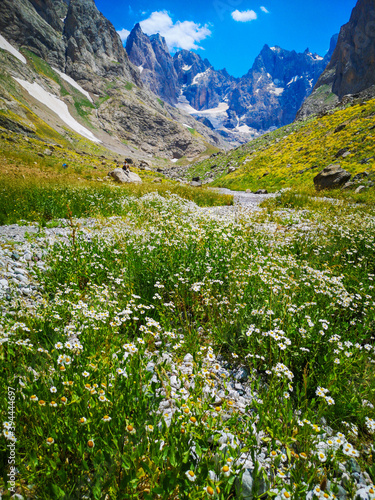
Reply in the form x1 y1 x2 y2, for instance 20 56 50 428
298 0 375 118
126 23 337 144
0 0 227 164
126 24 178 105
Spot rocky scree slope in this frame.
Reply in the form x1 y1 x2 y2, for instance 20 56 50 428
126 23 337 145
298 0 375 119
0 0 226 161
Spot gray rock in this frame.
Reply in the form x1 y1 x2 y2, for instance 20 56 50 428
153 178 162 183
11 251 20 260
235 367 249 382
109 168 142 184
235 468 268 500
255 189 268 195
190 181 202 187
341 182 356 190
355 185 366 194
348 458 361 474
313 164 351 190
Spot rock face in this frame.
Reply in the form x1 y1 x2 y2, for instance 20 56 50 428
0 0 67 67
313 164 352 190
298 0 375 118
126 25 178 104
64 0 141 91
126 24 335 144
109 168 142 183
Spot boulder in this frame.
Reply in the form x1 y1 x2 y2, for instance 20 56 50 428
255 189 268 195
228 167 237 173
313 164 351 190
109 168 142 183
190 181 202 187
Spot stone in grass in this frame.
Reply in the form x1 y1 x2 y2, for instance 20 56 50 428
355 185 366 194
109 168 142 184
341 182 356 190
235 469 269 500
234 367 249 382
190 181 202 187
313 164 351 191
255 189 268 195
11 251 20 261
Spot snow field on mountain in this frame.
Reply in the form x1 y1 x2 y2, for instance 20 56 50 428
13 78 101 143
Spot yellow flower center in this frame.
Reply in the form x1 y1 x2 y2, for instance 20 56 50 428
87 440 94 448
188 471 195 477
127 425 134 432
222 466 229 473
207 486 214 495
47 437 54 443
190 417 197 423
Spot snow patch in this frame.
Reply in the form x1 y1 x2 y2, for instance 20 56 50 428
182 65 192 71
192 69 210 85
138 65 144 74
0 34 26 64
52 68 93 103
171 158 179 163
287 75 302 86
13 78 101 143
235 124 255 134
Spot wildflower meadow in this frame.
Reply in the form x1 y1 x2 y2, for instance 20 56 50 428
1 189 374 499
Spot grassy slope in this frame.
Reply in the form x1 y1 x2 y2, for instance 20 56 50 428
189 98 375 192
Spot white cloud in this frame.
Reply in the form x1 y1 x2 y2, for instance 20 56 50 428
260 6 269 13
231 9 257 22
139 11 211 51
117 28 130 42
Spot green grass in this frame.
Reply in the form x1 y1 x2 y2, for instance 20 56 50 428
0 179 233 225
191 98 375 193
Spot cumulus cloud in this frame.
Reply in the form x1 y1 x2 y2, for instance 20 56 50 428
139 11 211 51
117 28 130 42
231 9 257 22
260 6 269 13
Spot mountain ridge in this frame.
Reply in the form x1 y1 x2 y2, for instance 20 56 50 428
0 0 228 164
126 24 337 144
297 0 375 118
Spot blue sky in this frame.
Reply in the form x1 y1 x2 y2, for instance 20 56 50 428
95 0 356 77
